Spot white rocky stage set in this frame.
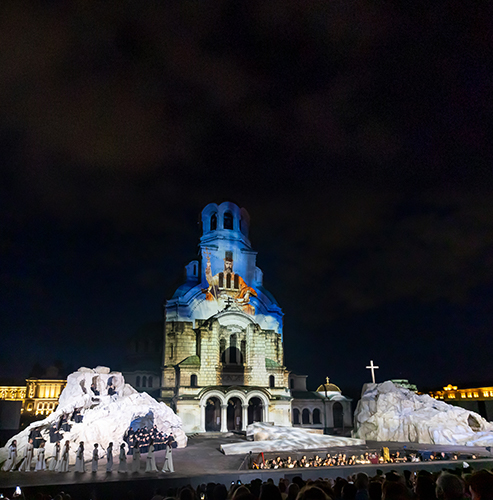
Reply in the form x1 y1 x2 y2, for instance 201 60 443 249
221 423 364 455
0 367 186 467
354 381 493 447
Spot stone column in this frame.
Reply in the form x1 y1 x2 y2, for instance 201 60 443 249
262 401 268 423
220 405 228 432
242 405 249 431
199 403 206 432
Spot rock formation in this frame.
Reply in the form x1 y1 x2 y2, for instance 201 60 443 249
354 381 493 446
0 367 186 467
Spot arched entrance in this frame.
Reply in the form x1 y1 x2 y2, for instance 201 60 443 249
333 402 343 428
248 397 263 424
227 397 242 431
205 397 221 431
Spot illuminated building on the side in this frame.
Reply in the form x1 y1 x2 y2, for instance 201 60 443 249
0 379 66 416
0 378 65 441
430 384 493 421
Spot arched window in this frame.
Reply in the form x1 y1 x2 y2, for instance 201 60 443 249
290 378 294 389
210 213 217 231
240 340 246 361
148 376 153 388
136 376 141 387
302 408 310 425
142 376 147 388
313 408 321 424
223 211 233 230
220 338 226 356
230 334 237 363
269 375 275 388
333 402 344 427
191 374 197 387
293 408 300 425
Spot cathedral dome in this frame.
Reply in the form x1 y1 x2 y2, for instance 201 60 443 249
316 380 341 393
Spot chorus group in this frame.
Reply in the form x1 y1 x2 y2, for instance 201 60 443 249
0 432 176 474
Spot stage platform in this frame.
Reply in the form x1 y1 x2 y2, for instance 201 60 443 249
1 433 493 500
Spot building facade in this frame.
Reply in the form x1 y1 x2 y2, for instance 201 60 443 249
162 202 291 433
161 202 353 434
122 322 162 399
289 375 352 432
0 379 66 418
0 378 66 443
430 384 493 421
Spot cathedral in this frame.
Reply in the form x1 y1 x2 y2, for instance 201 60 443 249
159 202 352 433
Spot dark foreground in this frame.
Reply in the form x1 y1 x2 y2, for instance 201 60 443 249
1 434 493 500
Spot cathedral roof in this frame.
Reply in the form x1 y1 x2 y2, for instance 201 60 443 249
178 355 201 366
316 382 342 393
171 280 196 299
265 358 282 369
291 391 324 400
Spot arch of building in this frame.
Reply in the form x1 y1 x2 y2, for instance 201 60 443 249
198 387 270 432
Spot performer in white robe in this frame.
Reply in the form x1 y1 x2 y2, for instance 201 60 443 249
35 442 46 471
131 442 141 473
91 443 99 472
106 442 113 472
49 441 60 471
118 443 127 473
56 441 70 472
2 440 17 472
161 435 174 473
19 439 34 472
145 440 157 472
75 442 86 472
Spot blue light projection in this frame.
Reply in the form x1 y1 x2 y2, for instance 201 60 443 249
165 202 283 334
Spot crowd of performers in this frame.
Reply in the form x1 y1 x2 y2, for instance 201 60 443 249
251 448 483 469
124 425 171 454
0 432 176 474
26 408 84 450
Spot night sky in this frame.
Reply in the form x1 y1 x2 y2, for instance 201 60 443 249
1 3 492 398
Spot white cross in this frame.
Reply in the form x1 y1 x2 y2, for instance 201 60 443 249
366 360 379 383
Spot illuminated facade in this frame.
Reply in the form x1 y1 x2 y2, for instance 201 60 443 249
162 202 354 434
162 202 290 433
430 384 493 421
0 379 66 417
0 386 26 402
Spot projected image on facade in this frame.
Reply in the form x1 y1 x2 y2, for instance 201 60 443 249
165 201 283 334
202 249 257 315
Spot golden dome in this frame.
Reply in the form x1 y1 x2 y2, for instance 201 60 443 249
317 377 341 393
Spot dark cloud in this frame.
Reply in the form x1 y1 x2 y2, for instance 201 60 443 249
0 2 492 390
